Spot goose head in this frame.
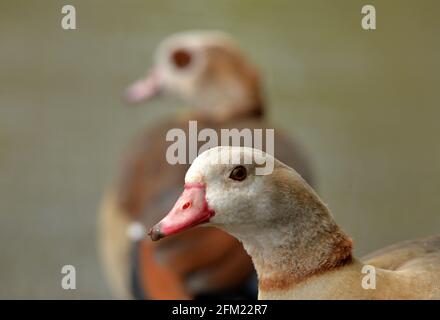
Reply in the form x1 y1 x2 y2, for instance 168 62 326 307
126 30 263 122
149 146 353 294
149 146 315 242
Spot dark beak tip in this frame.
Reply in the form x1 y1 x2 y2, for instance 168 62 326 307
149 225 164 241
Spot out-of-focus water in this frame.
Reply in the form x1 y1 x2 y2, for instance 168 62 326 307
0 0 439 298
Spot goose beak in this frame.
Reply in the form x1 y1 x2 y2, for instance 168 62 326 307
149 183 215 241
125 68 162 104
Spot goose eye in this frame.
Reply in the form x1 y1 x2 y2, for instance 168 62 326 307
229 166 247 181
171 49 192 69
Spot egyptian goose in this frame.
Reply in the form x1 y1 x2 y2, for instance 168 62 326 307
99 31 314 299
150 146 440 300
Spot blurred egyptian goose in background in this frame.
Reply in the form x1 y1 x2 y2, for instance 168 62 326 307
99 30 314 299
150 146 440 300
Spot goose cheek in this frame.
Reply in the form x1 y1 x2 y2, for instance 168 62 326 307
149 183 215 241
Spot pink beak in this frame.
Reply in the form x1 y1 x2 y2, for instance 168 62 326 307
125 69 162 104
149 183 215 241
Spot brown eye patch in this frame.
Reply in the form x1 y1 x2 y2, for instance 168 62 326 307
229 166 247 181
171 49 192 69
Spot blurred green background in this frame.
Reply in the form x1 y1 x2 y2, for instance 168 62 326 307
0 0 439 298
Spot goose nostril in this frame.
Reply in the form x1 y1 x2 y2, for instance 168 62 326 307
182 202 191 210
